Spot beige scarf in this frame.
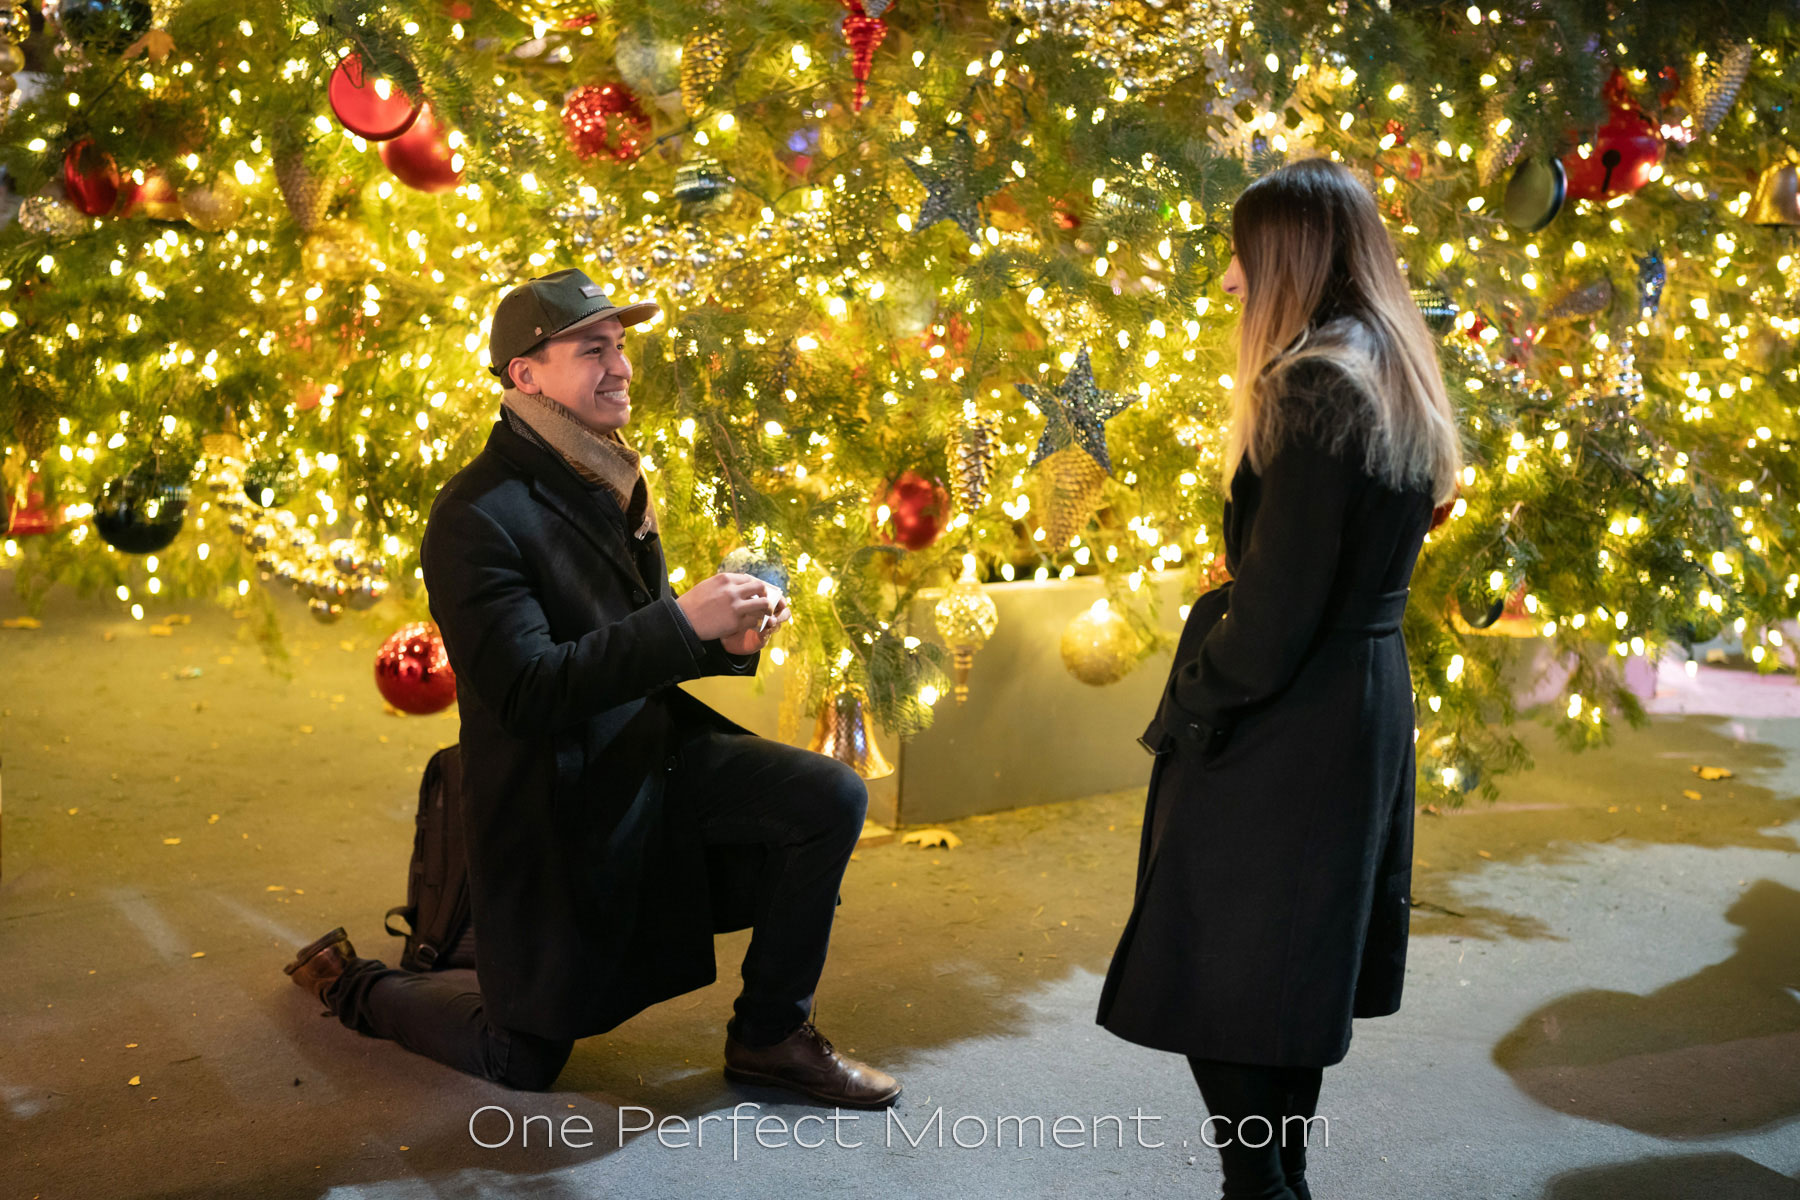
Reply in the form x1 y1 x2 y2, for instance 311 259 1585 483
501 388 659 540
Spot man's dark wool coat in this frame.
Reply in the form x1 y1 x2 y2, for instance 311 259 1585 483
421 418 765 1041
1098 361 1437 1068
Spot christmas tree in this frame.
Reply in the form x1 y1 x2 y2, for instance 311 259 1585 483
2 0 1795 804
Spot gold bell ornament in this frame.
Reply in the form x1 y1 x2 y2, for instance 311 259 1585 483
808 683 894 780
933 555 999 704
1747 161 1800 227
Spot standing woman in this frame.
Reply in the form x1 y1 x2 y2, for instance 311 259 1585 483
1096 157 1463 1200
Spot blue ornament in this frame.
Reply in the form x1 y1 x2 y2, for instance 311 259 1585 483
1636 250 1665 316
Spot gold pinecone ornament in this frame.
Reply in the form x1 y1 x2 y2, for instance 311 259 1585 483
1039 447 1108 549
1686 43 1754 136
274 150 334 235
933 560 999 705
946 408 999 515
680 27 729 114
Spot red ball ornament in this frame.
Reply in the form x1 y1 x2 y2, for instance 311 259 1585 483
329 52 422 141
62 138 121 216
375 621 457 714
561 83 650 162
840 2 888 114
1561 72 1662 202
874 470 952 551
379 103 463 193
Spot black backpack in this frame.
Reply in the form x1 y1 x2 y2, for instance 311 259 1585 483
384 745 477 971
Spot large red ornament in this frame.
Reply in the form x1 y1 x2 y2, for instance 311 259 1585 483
375 621 458 714
840 2 888 114
62 139 121 216
1561 72 1663 202
328 52 422 141
379 104 463 193
561 83 650 162
874 469 952 551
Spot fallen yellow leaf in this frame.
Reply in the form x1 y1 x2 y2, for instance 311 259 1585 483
67 808 79 816
1476 850 1493 859
126 1043 138 1048
190 951 205 958
1692 766 1734 781
901 828 963 850
2 616 42 630
207 814 220 824
162 837 181 845
1682 788 1703 801
127 1075 141 1086
266 885 286 892
148 626 173 638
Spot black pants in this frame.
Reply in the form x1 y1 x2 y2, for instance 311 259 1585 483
1187 1057 1325 1200
324 728 868 1091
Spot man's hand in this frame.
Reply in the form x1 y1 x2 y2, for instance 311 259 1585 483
720 587 790 656
676 571 790 653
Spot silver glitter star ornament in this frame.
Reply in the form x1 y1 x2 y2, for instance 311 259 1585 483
905 151 986 242
1020 346 1137 475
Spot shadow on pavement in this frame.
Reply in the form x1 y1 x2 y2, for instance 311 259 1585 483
1494 878 1800 1138
1539 1151 1800 1199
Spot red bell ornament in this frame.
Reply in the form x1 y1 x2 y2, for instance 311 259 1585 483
874 469 952 551
379 104 463 193
374 621 458 714
1561 73 1663 202
328 52 422 141
62 138 121 216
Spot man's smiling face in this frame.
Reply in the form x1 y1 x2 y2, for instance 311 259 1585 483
505 316 632 434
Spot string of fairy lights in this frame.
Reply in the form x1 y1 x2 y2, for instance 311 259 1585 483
2 1 1796 788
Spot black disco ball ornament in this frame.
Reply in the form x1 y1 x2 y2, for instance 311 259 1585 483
92 464 189 554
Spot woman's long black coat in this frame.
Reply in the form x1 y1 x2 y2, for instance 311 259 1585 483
1097 366 1436 1068
420 419 763 1042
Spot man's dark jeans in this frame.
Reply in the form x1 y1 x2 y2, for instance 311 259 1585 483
323 727 869 1091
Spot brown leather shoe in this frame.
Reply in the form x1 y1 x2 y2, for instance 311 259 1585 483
724 1022 901 1109
283 926 355 1007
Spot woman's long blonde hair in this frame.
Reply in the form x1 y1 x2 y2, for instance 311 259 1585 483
1223 157 1462 505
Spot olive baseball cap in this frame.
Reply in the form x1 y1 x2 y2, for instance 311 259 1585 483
487 268 660 378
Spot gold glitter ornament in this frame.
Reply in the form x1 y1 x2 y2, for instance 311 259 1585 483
680 27 728 114
987 0 1239 94
1060 601 1139 687
178 178 244 233
933 563 999 705
19 192 88 237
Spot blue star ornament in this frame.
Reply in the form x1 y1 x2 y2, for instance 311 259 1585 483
1019 347 1137 475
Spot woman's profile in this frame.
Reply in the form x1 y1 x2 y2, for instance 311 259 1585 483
1097 156 1464 1200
